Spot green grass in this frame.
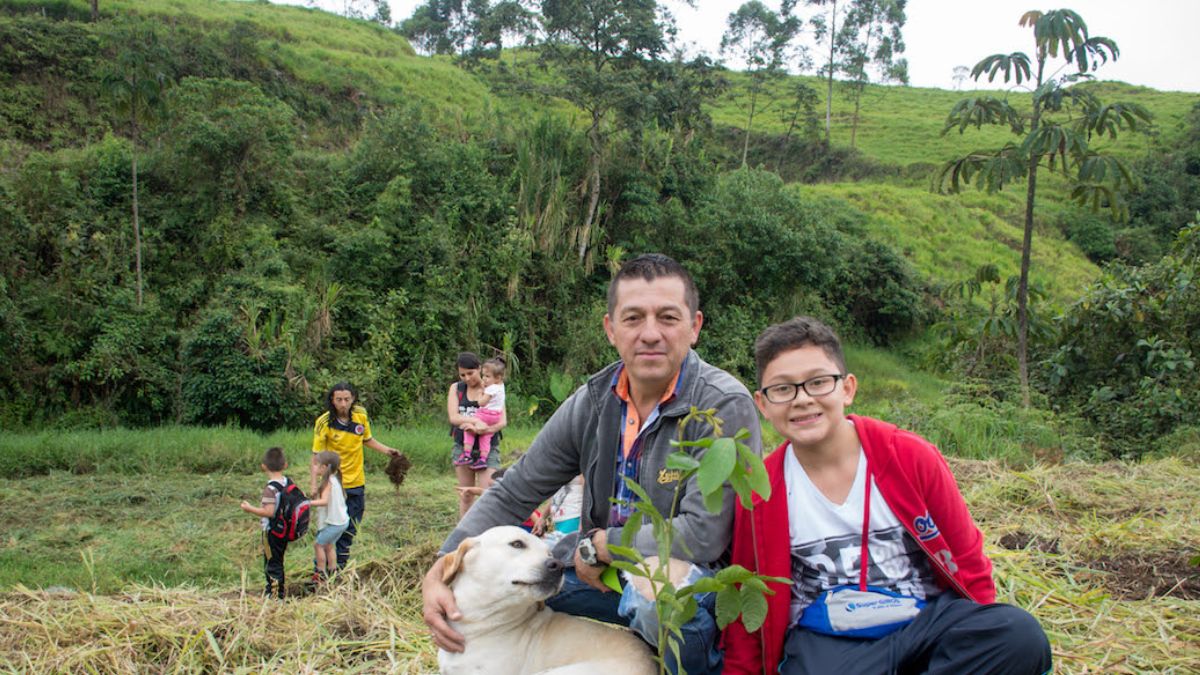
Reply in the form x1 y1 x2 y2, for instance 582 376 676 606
710 73 1199 168
0 423 542 592
797 181 1099 305
0 468 454 593
0 422 542 478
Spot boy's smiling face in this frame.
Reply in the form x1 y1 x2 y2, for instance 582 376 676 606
754 345 857 452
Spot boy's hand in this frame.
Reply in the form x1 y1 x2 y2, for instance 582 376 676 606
239 501 253 512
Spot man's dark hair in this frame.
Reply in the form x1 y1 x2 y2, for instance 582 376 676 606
754 316 847 384
326 381 358 421
606 253 700 316
456 352 481 370
262 446 287 471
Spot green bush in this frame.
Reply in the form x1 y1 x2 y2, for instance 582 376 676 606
1057 207 1117 263
180 308 302 431
1049 223 1200 458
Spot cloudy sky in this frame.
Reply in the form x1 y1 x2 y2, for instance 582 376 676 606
280 0 1200 93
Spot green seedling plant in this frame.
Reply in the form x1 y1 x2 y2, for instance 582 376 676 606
606 407 790 674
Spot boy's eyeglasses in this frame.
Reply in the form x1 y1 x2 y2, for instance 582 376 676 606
759 374 846 404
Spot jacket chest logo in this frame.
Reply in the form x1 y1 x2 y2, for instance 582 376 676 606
657 468 682 485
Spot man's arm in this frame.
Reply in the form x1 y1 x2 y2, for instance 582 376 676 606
423 386 590 645
364 437 399 457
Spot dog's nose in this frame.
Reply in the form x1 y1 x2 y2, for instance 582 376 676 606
545 558 564 573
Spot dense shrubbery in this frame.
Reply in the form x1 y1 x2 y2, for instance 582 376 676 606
3 5 1197 461
1048 222 1200 458
0 10 930 429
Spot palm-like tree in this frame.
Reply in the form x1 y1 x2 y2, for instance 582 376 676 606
939 9 1151 405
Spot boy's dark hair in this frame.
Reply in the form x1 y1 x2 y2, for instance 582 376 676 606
754 316 847 384
482 357 506 380
325 381 358 420
456 352 482 370
262 446 287 471
607 253 699 315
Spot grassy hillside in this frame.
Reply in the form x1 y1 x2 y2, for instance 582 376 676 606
710 73 1200 168
1 0 492 146
798 181 1099 303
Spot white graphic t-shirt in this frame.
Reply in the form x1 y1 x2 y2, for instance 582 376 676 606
785 438 941 624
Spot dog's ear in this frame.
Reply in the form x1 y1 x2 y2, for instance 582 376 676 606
441 538 475 585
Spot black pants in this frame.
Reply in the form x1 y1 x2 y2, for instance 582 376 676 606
781 592 1052 675
263 531 288 598
335 486 365 569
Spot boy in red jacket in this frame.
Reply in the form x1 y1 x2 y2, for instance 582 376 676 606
722 316 1050 674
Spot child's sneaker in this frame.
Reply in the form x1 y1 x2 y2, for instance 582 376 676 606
452 449 473 466
470 453 489 470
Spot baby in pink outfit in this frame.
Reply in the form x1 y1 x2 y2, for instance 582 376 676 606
457 357 506 469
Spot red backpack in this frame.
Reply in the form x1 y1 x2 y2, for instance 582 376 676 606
267 479 311 541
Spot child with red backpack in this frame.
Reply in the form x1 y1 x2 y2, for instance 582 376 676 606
240 447 310 599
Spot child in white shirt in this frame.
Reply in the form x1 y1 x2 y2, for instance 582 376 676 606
309 451 349 583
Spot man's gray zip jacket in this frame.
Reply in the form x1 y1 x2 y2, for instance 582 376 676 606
439 350 763 566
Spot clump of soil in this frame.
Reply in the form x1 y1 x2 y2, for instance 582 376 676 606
998 531 1060 554
385 452 412 489
1084 552 1200 600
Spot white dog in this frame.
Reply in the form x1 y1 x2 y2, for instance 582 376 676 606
437 525 657 675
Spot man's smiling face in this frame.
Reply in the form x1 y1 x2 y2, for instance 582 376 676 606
604 275 702 396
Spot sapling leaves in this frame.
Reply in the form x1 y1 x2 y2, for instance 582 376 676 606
697 437 736 496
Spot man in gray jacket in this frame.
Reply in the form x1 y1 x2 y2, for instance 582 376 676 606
422 254 762 675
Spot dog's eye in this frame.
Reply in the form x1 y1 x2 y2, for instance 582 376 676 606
509 540 525 549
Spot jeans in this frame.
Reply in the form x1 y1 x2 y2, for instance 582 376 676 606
335 486 365 569
780 592 1052 675
545 567 723 675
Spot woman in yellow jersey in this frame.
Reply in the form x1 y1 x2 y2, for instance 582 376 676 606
312 382 401 569
447 353 507 519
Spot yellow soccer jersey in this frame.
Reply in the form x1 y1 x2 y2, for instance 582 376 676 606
313 406 372 489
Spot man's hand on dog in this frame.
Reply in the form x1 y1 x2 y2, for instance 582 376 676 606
573 529 613 592
422 557 466 652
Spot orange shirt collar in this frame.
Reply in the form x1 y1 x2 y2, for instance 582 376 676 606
614 367 681 406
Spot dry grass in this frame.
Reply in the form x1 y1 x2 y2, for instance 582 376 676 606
1 459 1197 673
0 544 442 674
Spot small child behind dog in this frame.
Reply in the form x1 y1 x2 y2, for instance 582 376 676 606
309 451 350 584
455 357 506 470
532 475 584 545
456 468 543 529
239 446 292 599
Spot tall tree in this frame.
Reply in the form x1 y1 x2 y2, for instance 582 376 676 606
102 22 173 307
401 0 535 56
835 0 906 148
539 0 669 265
720 1 800 167
938 9 1151 405
808 0 844 143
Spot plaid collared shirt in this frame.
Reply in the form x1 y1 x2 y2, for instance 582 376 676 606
609 361 687 526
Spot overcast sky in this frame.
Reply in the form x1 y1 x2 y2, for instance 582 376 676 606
280 0 1200 93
